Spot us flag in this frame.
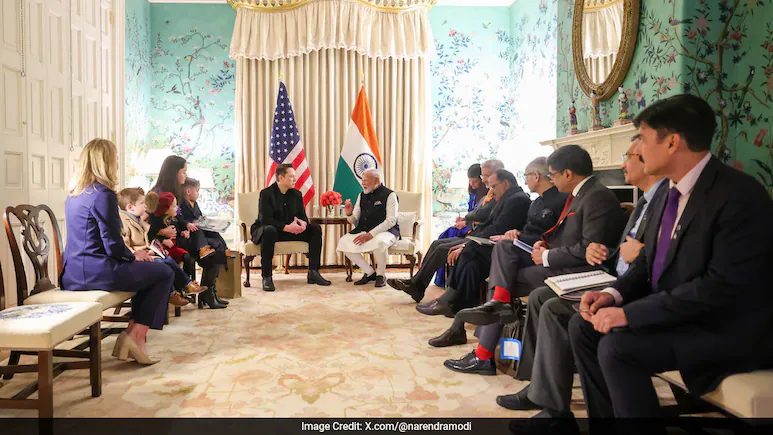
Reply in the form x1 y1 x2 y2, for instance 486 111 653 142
266 82 315 205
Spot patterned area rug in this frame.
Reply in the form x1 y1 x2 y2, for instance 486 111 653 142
0 272 675 417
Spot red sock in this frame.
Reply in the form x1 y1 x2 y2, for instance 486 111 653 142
493 286 511 303
475 345 494 361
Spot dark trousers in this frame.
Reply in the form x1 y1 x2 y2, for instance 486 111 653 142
411 237 465 293
260 223 323 277
125 261 174 330
447 243 493 312
155 256 191 291
569 314 677 421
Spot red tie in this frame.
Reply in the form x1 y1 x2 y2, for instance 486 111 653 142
541 194 574 245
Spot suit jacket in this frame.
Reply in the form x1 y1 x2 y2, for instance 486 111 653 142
519 186 569 246
471 186 532 239
119 210 150 252
465 193 496 227
612 157 773 395
250 183 308 243
180 198 203 222
545 177 626 270
60 183 136 291
607 180 668 272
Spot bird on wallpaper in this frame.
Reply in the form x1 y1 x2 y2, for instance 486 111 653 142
184 55 194 61
669 16 693 26
500 120 510 128
482 22 490 29
165 20 170 25
192 115 206 128
737 66 755 109
442 20 447 25
209 88 222 96
193 96 201 109
167 84 181 94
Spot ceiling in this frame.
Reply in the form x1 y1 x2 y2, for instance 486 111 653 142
148 0 517 6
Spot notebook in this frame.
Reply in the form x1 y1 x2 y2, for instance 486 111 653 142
149 239 167 258
544 270 616 301
465 235 495 246
513 239 533 254
196 217 231 233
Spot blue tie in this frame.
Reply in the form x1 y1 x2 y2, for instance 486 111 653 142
651 187 681 288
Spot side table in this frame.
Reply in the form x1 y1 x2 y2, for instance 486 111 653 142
310 217 354 281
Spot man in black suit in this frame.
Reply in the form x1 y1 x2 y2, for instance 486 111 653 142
388 166 531 303
416 157 567 317
437 145 625 376
496 137 667 422
569 94 773 429
250 163 331 291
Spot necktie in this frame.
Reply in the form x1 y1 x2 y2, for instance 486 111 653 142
651 187 681 288
541 194 574 245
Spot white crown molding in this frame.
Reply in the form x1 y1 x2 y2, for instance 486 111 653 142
148 1 228 3
148 0 515 5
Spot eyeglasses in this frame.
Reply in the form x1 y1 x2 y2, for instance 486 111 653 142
547 171 561 180
522 172 538 180
622 152 641 161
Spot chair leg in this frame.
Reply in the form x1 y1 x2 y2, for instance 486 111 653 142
89 323 102 397
174 306 181 317
407 255 416 278
3 351 21 380
284 255 290 274
37 350 54 418
416 252 423 269
244 255 254 287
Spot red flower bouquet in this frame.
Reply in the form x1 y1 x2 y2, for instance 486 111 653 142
320 191 343 209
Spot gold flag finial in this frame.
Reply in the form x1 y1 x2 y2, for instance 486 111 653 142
279 71 283 82
360 71 365 85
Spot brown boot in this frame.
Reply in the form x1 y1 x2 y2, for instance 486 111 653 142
185 281 207 294
199 245 215 259
169 292 190 307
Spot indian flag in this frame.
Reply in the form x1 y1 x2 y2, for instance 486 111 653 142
333 85 382 202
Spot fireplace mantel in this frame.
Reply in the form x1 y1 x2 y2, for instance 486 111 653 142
540 124 637 170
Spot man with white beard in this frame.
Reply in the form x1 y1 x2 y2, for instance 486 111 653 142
337 168 399 287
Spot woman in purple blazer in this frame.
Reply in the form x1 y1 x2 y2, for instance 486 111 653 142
60 139 173 365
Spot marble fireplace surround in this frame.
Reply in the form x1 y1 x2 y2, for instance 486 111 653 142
541 123 640 203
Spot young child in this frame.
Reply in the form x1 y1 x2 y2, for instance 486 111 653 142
118 188 205 306
181 178 231 307
146 191 225 309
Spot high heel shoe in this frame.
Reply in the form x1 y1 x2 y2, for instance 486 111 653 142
213 286 229 305
120 335 160 365
111 332 127 358
199 289 226 309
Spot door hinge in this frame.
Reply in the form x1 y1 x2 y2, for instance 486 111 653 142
109 11 115 25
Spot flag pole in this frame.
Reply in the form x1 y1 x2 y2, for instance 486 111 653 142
360 71 365 86
279 71 283 82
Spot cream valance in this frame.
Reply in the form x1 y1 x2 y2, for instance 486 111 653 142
228 0 437 61
582 0 624 59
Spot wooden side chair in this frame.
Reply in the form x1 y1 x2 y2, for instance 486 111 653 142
3 205 136 337
0 248 103 417
237 192 309 286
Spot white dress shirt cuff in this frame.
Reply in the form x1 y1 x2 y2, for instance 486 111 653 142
542 249 550 267
601 287 623 306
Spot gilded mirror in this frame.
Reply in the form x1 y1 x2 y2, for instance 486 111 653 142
572 0 640 100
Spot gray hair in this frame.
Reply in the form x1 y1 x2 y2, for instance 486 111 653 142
363 167 383 181
526 156 549 178
482 159 505 171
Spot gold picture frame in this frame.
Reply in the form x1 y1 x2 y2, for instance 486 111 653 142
572 0 640 100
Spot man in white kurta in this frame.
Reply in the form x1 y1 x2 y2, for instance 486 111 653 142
336 168 399 287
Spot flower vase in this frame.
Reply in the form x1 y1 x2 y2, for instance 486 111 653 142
326 205 335 216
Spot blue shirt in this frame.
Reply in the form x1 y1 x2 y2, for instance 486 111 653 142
615 179 666 276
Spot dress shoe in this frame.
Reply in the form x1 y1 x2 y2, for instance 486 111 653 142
114 332 159 365
199 289 227 309
496 385 541 411
169 292 190 306
416 300 453 316
262 277 276 292
308 270 331 286
428 328 467 347
386 278 423 302
354 273 376 285
443 351 496 375
375 275 386 287
184 281 206 294
199 245 215 259
455 300 514 326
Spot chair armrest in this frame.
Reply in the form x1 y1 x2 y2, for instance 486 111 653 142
240 222 248 243
410 219 424 241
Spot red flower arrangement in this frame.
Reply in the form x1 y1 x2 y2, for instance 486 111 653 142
320 190 343 207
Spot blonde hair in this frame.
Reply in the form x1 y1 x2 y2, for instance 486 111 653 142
70 138 119 197
145 191 160 214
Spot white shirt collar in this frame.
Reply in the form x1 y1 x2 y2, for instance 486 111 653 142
643 178 666 203
669 152 712 196
572 175 593 197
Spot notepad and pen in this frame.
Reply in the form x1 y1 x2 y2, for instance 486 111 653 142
544 270 617 301
465 236 496 246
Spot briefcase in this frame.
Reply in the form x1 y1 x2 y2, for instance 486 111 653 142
216 254 242 299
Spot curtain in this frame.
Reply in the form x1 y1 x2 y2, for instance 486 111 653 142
235 50 432 265
582 0 624 83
